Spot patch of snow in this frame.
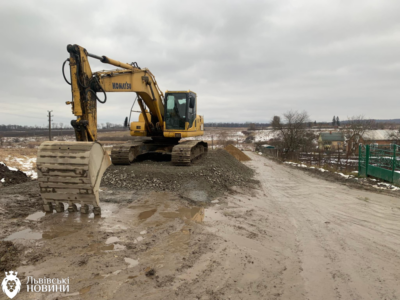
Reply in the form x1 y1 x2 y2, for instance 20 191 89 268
24 170 38 179
372 184 400 191
336 172 350 179
0 178 4 183
7 166 18 171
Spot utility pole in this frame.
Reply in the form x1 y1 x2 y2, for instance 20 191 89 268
48 111 53 141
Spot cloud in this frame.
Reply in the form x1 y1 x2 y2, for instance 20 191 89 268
0 0 400 126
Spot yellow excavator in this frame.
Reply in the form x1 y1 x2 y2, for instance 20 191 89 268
36 44 207 215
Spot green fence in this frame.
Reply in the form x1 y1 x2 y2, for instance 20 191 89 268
358 144 400 185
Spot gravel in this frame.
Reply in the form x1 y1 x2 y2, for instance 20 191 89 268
101 149 258 200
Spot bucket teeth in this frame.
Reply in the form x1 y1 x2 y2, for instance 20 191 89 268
54 203 65 213
43 203 53 213
68 204 78 212
80 204 89 214
93 207 101 216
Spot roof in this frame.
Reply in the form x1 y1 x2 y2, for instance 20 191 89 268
319 132 344 142
362 130 398 141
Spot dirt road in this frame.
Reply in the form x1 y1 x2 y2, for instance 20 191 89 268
1 151 400 299
202 152 400 299
169 152 400 299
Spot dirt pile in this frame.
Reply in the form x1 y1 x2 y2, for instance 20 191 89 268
102 149 257 200
0 163 29 187
225 144 251 161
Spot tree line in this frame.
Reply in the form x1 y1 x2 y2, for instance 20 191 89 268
0 123 125 131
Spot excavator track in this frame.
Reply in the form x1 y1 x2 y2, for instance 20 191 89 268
110 142 144 165
171 141 208 166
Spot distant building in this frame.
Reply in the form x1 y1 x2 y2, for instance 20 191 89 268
347 130 399 154
318 131 345 150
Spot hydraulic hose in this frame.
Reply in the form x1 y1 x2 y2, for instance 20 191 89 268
62 59 71 85
85 88 107 104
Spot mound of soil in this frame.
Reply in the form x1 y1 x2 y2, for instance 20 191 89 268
101 149 258 200
225 144 251 161
0 163 29 187
0 241 20 272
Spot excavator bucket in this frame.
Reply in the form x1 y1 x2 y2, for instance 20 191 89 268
37 142 111 215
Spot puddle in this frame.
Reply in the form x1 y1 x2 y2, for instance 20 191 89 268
138 209 157 220
25 211 46 221
160 207 204 223
103 269 123 278
87 243 126 252
106 236 120 244
111 225 127 230
95 244 114 251
124 258 139 268
4 229 42 241
185 190 209 202
79 286 92 295
42 227 80 240
113 244 126 251
134 236 144 243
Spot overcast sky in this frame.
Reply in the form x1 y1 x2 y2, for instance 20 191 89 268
1 0 400 126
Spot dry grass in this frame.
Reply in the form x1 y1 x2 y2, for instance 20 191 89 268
0 148 37 171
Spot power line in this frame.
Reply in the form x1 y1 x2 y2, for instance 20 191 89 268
48 111 53 141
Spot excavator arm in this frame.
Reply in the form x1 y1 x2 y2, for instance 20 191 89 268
65 44 165 141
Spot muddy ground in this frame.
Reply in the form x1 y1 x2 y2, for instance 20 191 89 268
1 151 400 299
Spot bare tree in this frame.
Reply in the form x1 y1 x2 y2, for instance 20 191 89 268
271 110 314 155
342 115 373 154
248 123 256 131
272 116 280 125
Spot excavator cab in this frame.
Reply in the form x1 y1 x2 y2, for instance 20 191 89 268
165 91 196 130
